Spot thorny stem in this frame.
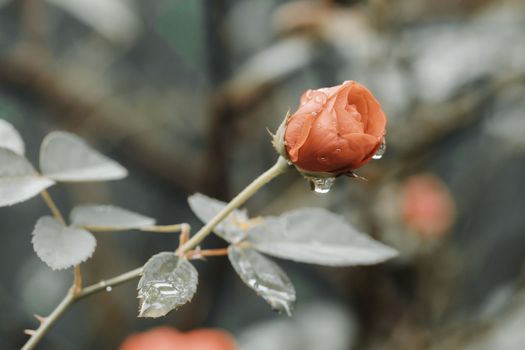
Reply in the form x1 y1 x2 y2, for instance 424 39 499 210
21 291 75 350
23 156 289 350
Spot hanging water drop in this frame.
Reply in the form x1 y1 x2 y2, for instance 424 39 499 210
373 139 386 160
308 177 335 194
105 286 112 292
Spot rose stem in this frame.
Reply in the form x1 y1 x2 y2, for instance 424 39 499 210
23 156 289 350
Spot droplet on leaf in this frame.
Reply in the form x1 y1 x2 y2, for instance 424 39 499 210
228 246 296 316
137 252 198 318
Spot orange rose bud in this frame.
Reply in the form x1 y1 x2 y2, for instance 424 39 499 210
119 327 237 350
401 174 456 239
280 81 386 177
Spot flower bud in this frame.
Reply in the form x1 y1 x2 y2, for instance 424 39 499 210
401 174 456 239
275 81 386 178
119 327 237 350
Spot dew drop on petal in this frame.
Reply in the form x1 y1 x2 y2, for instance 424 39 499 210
308 177 335 194
373 139 387 160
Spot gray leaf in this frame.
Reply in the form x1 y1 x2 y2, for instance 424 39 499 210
228 245 296 316
248 208 398 266
70 204 156 230
40 131 127 182
0 148 55 207
188 193 251 243
137 252 198 318
0 119 25 155
32 216 97 270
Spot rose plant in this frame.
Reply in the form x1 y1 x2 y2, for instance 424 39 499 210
0 81 397 350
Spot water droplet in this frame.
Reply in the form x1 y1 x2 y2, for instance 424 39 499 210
318 156 327 163
308 177 335 194
373 139 386 160
334 148 342 154
105 286 112 292
311 111 318 116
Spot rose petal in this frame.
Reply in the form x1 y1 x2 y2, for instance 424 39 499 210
336 105 364 134
285 113 315 163
348 83 386 137
330 133 379 171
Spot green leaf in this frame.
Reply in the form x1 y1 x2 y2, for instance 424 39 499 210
70 204 155 230
248 208 398 266
228 245 295 316
137 252 198 318
0 119 25 155
188 193 251 243
40 131 127 182
32 216 96 270
0 148 54 207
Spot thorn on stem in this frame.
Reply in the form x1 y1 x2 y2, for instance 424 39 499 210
24 329 37 336
34 314 46 323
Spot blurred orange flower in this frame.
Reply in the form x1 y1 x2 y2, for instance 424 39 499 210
284 80 386 175
401 174 456 239
119 327 237 350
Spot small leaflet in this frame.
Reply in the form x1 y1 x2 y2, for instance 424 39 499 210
137 252 198 318
70 204 156 230
0 119 25 155
0 148 54 207
248 208 398 266
188 193 252 243
32 216 97 270
228 245 296 316
40 131 127 182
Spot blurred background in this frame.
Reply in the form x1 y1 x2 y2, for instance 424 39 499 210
1 0 525 349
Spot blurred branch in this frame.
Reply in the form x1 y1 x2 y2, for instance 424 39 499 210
202 35 315 196
393 71 525 160
0 52 198 192
20 0 48 53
